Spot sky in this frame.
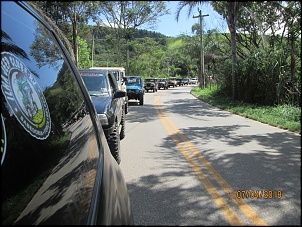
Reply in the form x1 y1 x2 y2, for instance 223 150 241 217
146 1 228 37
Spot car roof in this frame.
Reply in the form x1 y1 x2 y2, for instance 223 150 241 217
79 69 113 75
80 69 108 72
125 76 141 78
90 67 125 71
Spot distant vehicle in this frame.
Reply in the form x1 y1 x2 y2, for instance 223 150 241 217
1 1 133 225
176 78 184 86
124 76 144 105
182 78 190 85
144 78 158 92
158 78 169 90
167 77 177 87
79 69 126 164
190 78 198 84
90 67 129 114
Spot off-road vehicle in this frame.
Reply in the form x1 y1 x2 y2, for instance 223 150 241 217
90 67 129 114
182 78 190 85
80 69 126 164
158 78 169 90
176 78 184 86
144 78 158 92
124 76 144 105
167 77 177 87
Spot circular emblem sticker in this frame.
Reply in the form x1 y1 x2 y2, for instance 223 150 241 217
1 52 51 140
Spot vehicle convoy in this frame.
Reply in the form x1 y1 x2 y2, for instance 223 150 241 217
90 67 129 115
79 69 126 164
158 78 169 90
1 1 133 225
167 77 177 87
124 76 144 105
144 78 158 92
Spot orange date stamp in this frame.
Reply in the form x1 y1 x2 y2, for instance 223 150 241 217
236 190 283 199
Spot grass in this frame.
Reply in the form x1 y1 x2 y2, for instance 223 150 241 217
190 85 301 134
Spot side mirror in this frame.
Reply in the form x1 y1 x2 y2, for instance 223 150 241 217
114 90 126 99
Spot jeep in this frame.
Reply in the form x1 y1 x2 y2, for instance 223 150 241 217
176 78 184 86
158 78 169 90
167 77 177 87
124 76 144 105
144 78 158 92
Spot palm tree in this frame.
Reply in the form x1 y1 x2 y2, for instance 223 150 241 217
175 1 244 98
175 1 205 89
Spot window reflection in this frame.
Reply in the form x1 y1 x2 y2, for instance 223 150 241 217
2 2 95 224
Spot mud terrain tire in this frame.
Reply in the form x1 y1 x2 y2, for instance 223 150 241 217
120 111 125 140
108 122 121 164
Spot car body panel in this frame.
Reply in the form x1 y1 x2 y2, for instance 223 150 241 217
1 1 133 225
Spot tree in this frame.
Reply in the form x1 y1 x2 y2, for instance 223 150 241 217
77 36 92 69
213 2 245 98
94 1 169 72
176 1 245 97
31 1 99 67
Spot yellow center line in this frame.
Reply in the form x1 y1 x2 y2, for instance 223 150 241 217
154 94 268 226
154 98 243 226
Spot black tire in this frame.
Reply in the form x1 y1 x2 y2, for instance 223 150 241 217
125 102 128 114
139 94 144 105
108 122 121 164
120 111 125 140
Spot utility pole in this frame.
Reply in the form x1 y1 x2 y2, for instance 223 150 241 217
91 33 94 67
193 8 209 89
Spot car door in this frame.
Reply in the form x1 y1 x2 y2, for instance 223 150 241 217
1 1 133 225
107 72 123 124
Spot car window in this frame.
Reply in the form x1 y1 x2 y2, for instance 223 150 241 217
81 72 109 96
1 2 103 224
125 77 140 85
107 73 118 92
111 71 119 81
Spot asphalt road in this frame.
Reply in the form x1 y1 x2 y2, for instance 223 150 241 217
120 85 301 226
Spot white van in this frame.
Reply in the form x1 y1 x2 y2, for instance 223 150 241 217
190 78 198 84
90 67 129 114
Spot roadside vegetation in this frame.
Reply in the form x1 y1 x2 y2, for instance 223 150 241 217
30 1 301 128
191 85 301 134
